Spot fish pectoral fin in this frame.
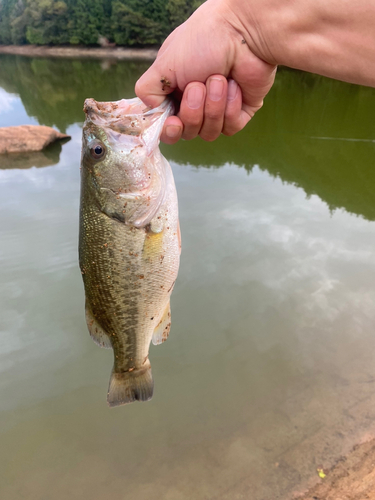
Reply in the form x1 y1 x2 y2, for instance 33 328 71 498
85 305 112 349
107 360 154 407
152 301 171 346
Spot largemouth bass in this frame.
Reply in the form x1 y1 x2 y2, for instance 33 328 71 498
79 97 180 407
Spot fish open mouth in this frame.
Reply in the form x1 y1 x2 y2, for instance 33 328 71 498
83 98 174 139
83 98 150 136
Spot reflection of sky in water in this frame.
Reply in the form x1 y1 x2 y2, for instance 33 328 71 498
6 125 374 390
0 88 38 127
1 74 375 500
176 164 375 361
0 125 80 379
0 88 17 113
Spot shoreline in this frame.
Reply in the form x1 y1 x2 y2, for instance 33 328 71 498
297 436 375 499
0 45 158 60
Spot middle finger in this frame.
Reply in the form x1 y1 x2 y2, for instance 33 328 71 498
199 75 228 142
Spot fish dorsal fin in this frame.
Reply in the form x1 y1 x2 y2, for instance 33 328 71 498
152 301 171 346
85 304 112 349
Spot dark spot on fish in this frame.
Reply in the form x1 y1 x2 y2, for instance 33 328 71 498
150 317 154 320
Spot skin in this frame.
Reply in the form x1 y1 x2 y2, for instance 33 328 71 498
135 0 375 144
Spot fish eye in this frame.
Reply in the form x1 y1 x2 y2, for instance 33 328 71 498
90 143 106 160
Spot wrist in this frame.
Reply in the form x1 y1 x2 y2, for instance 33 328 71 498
220 0 375 88
217 0 329 70
215 0 286 65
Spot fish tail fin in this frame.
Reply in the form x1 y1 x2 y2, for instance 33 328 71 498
107 360 154 407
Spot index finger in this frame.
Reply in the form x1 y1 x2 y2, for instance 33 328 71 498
135 52 179 109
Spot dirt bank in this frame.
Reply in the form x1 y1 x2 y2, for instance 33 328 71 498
297 438 375 499
0 45 158 60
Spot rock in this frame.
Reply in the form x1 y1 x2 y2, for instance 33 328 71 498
0 125 70 154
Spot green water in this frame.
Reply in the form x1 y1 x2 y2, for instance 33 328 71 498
1 55 375 500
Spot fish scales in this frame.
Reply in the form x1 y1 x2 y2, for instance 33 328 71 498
79 97 180 406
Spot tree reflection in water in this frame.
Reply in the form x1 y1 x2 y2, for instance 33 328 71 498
0 55 374 220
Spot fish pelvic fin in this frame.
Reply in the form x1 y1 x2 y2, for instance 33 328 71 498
107 360 154 407
152 301 171 346
85 305 112 349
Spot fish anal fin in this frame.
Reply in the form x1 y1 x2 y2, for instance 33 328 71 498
85 306 112 349
107 360 154 407
152 302 171 346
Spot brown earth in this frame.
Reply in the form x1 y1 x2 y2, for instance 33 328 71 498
0 45 158 60
0 125 70 154
296 438 375 500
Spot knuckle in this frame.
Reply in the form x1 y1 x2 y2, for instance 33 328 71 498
182 124 200 140
182 132 197 141
222 129 236 137
134 80 141 95
200 131 220 142
205 108 223 121
186 115 202 128
180 122 200 138
222 121 242 137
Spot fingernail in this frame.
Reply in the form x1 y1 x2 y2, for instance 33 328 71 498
208 78 224 101
165 125 181 138
187 86 204 109
227 79 238 101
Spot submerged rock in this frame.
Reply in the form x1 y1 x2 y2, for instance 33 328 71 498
0 141 63 169
0 125 70 154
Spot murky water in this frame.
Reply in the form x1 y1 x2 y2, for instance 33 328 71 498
1 55 375 500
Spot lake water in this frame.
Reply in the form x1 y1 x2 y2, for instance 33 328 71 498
1 55 375 500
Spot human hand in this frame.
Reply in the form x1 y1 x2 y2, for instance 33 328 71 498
135 0 277 144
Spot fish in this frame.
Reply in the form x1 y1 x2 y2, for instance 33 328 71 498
79 97 181 407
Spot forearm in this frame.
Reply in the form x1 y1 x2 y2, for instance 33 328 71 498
137 0 375 143
225 0 375 87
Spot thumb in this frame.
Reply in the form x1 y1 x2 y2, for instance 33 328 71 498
135 56 178 109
